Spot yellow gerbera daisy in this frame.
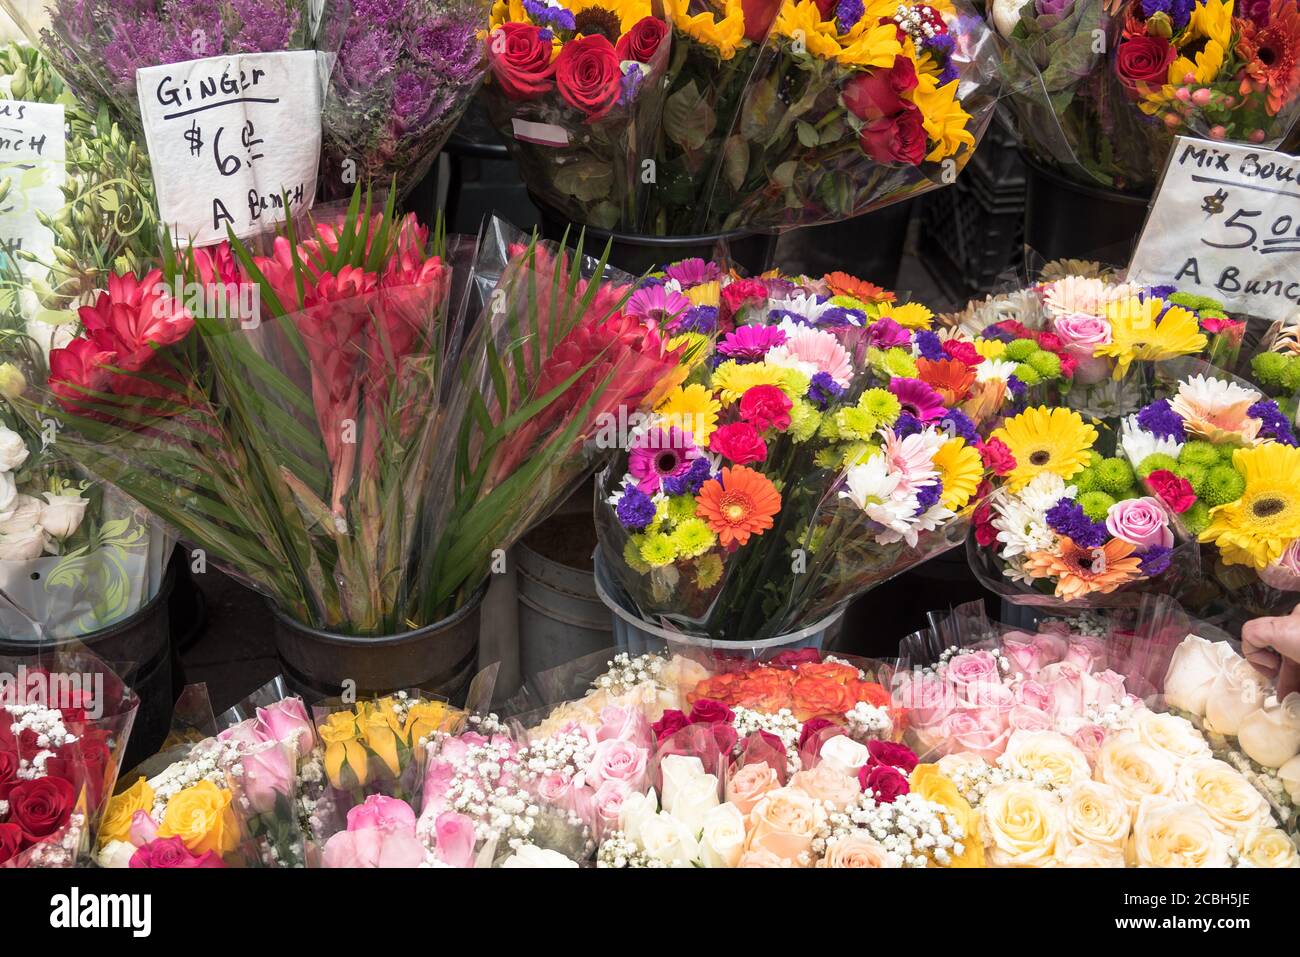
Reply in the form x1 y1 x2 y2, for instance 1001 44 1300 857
1201 443 1300 569
1095 297 1208 378
875 301 935 330
934 437 984 510
912 74 975 162
666 0 746 59
990 406 1098 492
656 381 722 443
686 281 720 308
712 360 791 404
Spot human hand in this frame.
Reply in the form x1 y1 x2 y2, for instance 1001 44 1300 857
1241 605 1300 699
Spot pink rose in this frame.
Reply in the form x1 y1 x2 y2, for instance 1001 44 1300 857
587 738 648 787
129 809 158 846
1008 705 1053 732
1083 669 1129 709
652 709 690 742
1033 631 1070 663
1016 679 1053 712
1002 634 1048 677
938 711 1010 760
254 698 315 756
892 673 957 726
215 719 261 747
727 762 781 816
434 811 477 868
737 848 794 867
1039 662 1087 721
1065 636 1108 672
790 765 861 809
348 794 417 833
597 705 652 749
1053 313 1113 383
946 651 1001 703
536 771 573 805
589 779 631 838
238 740 296 814
1260 540 1300 591
688 699 736 726
129 836 224 868
322 826 424 868
964 681 1016 726
1106 496 1174 551
1072 724 1108 764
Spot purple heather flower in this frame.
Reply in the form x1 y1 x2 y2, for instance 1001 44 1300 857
718 325 786 361
914 480 944 515
836 0 864 31
664 258 722 286
1046 499 1108 550
866 317 912 349
915 330 946 362
807 371 844 409
616 486 657 530
1249 400 1298 446
340 28 399 90
352 0 409 24
1136 399 1187 442
940 409 979 445
228 0 298 52
1139 545 1173 577
663 457 712 496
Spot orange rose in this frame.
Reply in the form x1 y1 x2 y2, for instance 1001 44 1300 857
733 671 795 713
795 662 860 685
849 681 892 709
790 676 856 722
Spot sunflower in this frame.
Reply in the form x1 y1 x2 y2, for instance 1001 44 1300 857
1200 443 1300 568
666 0 746 59
695 465 782 547
773 1 843 59
912 75 976 162
1183 0 1234 50
824 271 895 304
933 437 983 510
656 382 722 444
875 301 935 330
836 18 904 69
569 0 654 37
712 360 791 404
1023 539 1144 601
1095 297 1207 378
990 406 1098 492
489 0 527 30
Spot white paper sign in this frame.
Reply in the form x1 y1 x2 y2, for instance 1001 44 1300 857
0 100 65 278
512 117 570 148
1128 136 1300 322
136 50 322 246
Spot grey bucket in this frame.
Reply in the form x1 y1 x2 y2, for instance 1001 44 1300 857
516 537 613 678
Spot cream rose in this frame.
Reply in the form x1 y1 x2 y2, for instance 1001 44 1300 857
1003 730 1092 790
1162 635 1237 716
1279 755 1300 804
699 802 746 868
1236 827 1300 868
744 787 825 866
638 812 699 866
790 765 861 809
1133 711 1212 765
981 782 1072 867
1093 733 1177 807
1061 843 1127 868
500 845 580 868
818 735 870 774
816 834 899 868
96 839 138 869
737 848 793 867
1062 780 1131 851
1236 694 1300 769
726 763 781 816
1203 656 1267 737
1176 759 1274 834
1129 798 1231 867
0 425 29 471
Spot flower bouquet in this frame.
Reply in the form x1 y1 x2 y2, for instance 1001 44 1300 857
596 262 994 641
989 0 1300 192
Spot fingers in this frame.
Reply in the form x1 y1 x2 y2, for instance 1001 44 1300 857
1242 613 1300 666
1278 658 1300 700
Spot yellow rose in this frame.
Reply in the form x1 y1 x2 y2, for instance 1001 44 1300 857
1133 711 1212 765
98 778 155 847
1128 797 1230 867
404 699 459 746
1093 733 1177 808
157 781 239 856
1175 759 1274 834
365 699 408 775
1062 780 1131 851
318 710 368 789
1236 827 1300 868
1003 730 1091 790
908 764 985 868
981 782 1072 867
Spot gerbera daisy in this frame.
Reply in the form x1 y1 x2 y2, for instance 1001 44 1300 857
765 324 855 387
916 357 976 406
717 324 786 361
1241 0 1300 114
625 284 693 326
889 377 947 422
990 406 1098 492
695 465 781 547
1022 538 1144 601
713 360 792 404
932 437 983 510
686 281 721 308
881 424 945 496
1096 297 1207 378
823 271 894 304
628 426 701 493
768 291 837 326
656 382 722 444
1201 443 1300 568
875 301 935 330
664 257 722 286
975 357 1019 383
1167 374 1264 445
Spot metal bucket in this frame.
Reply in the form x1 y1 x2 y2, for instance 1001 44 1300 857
515 536 612 680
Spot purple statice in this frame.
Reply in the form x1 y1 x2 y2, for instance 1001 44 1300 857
836 0 865 31
914 330 947 362
1046 499 1108 549
1249 400 1298 446
938 62 960 85
1142 284 1177 300
525 0 577 31
616 486 657 530
1139 546 1173 577
1171 0 1195 29
1136 399 1187 442
807 371 845 409
1006 375 1027 399
980 324 1021 344
769 308 814 327
676 305 717 335
818 305 866 327
619 63 644 106
914 480 943 515
924 34 956 57
939 409 979 445
865 316 911 349
1141 0 1172 16
662 457 711 496
892 412 924 438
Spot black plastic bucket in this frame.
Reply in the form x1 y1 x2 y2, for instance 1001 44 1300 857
0 564 177 771
1023 156 1151 267
269 585 486 706
533 195 779 276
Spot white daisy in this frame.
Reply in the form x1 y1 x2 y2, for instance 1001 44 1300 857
768 292 835 325
975 358 1020 383
992 494 1057 560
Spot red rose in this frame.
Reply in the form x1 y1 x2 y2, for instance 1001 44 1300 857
797 717 837 753
554 34 623 122
710 422 767 465
842 56 919 123
0 823 22 865
710 722 740 755
866 740 919 774
1147 469 1197 514
0 747 17 801
130 836 224 869
859 763 910 803
7 776 76 843
859 104 927 166
652 709 690 742
1115 36 1175 96
739 384 793 432
688 699 736 725
742 0 785 42
770 648 822 668
615 16 668 64
488 23 556 100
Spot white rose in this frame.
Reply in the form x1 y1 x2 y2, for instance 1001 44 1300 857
0 470 15 515
990 0 1033 36
0 426 29 471
659 754 710 813
1060 843 1126 868
1236 694 1300 769
618 789 659 844
39 491 88 540
1133 710 1212 765
0 523 48 561
1236 827 1300 868
1279 755 1300 804
1162 635 1237 716
982 782 1072 867
1093 732 1178 808
1003 730 1092 790
1062 780 1131 851
638 812 699 867
0 493 41 533
818 735 870 774
96 840 138 869
1175 758 1274 834
699 802 746 868
1203 656 1267 737
664 771 721 835
1130 797 1232 867
499 844 579 868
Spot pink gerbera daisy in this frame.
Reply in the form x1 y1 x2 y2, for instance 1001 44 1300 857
889 377 947 423
664 258 722 286
626 284 693 326
881 426 945 498
628 427 702 493
765 324 855 387
718 325 786 361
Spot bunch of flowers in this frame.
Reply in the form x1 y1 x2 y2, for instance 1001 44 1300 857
989 0 1300 192
597 262 990 640
96 695 319 868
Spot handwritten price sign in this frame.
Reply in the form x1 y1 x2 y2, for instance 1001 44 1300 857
0 100 65 274
136 50 322 246
1128 135 1300 322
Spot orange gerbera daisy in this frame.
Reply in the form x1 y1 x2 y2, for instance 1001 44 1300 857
695 465 781 547
1022 538 1143 602
917 357 976 406
823 271 896 304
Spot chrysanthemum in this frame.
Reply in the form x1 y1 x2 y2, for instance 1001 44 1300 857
875 302 935 330
975 357 1019 383
695 465 781 547
990 406 1098 492
656 382 722 444
1121 413 1185 466
1168 374 1264 445
1201 443 1300 568
840 453 918 537
628 426 701 493
626 284 693 326
670 517 717 559
638 531 679 568
992 492 1056 561
713 360 792 404
889 377 946 423
1018 471 1078 513
694 552 724 589
933 438 983 511
765 324 855 387
1022 538 1144 601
